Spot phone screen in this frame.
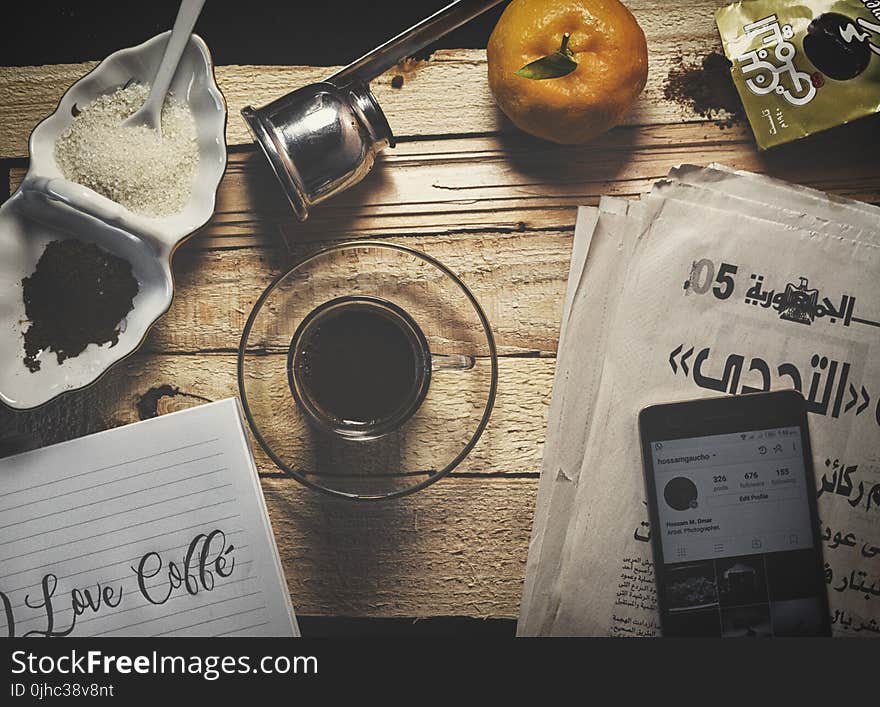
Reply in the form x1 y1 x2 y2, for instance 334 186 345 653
647 425 829 637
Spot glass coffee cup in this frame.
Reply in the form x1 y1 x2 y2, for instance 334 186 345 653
238 241 497 500
288 295 473 440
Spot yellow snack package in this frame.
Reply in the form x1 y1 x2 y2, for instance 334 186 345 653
716 0 880 149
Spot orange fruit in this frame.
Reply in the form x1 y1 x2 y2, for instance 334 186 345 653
487 0 648 144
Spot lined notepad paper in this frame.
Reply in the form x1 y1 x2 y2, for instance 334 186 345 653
0 398 299 637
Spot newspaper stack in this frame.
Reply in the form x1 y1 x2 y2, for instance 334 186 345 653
518 165 880 637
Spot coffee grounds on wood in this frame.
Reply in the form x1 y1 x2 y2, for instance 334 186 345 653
22 239 139 372
664 52 745 128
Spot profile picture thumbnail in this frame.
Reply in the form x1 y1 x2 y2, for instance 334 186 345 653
664 476 698 511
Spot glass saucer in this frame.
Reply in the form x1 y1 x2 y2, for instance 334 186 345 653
237 241 498 500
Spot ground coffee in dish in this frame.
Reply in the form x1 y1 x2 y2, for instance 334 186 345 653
291 299 430 433
22 239 139 372
54 83 198 217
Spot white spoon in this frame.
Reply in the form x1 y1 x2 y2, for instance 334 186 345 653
123 0 207 136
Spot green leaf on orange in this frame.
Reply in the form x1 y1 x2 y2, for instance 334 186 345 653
516 33 577 80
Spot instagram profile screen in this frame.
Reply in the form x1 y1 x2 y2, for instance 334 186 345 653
650 427 827 637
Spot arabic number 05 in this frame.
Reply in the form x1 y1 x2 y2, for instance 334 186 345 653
688 259 739 300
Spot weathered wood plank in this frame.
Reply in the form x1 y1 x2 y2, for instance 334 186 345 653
7 125 739 244
156 230 571 356
0 219 572 355
9 117 880 248
215 123 880 242
263 475 536 618
0 0 728 160
12 118 880 247
0 354 553 478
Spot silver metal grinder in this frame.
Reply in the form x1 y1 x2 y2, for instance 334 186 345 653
241 0 504 221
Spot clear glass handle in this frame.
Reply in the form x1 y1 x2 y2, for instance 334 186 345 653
432 353 475 372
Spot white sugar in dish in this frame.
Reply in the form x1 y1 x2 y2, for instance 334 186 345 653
54 83 198 217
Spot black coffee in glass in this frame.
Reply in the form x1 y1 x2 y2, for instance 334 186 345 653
288 296 431 438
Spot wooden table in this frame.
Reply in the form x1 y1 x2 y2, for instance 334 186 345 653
2 0 879 624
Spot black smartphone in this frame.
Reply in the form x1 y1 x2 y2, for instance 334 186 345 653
639 390 830 638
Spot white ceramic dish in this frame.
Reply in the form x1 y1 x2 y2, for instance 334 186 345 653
0 31 227 410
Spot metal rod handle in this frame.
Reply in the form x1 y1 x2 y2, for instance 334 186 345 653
327 0 505 86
